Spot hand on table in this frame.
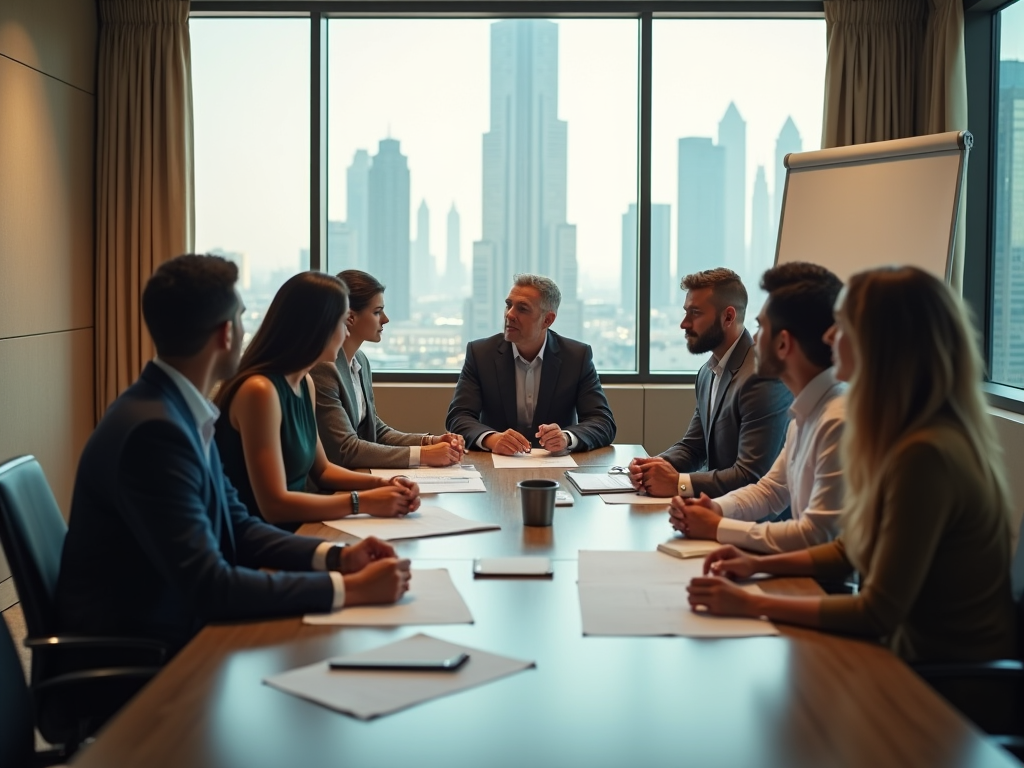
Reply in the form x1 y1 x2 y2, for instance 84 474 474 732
421 440 462 466
536 424 568 454
627 457 679 497
702 545 761 581
358 482 419 517
687 575 758 617
344 557 412 605
484 429 532 456
338 536 396 573
668 493 723 539
435 432 466 454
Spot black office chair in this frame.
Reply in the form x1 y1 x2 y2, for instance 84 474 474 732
0 455 166 754
913 513 1024 760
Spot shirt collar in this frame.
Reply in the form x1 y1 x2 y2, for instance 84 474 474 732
710 333 743 377
152 358 220 432
349 354 362 377
512 333 548 367
790 367 841 422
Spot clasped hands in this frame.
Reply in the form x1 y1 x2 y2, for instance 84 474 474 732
483 424 569 455
421 432 466 466
335 536 412 605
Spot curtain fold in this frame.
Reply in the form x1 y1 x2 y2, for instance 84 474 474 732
821 0 969 290
95 0 194 418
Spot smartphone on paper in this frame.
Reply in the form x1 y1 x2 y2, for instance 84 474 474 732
328 652 469 672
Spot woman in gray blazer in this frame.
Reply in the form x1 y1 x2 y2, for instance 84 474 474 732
310 270 465 469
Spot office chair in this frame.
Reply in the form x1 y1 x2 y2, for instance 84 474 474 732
0 455 165 754
913 512 1024 760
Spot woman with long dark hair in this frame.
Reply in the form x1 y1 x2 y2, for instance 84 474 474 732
214 271 420 528
310 269 465 468
687 266 1016 662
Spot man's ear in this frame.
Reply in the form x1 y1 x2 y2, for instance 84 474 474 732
776 329 793 358
542 311 556 330
215 319 233 351
722 306 737 326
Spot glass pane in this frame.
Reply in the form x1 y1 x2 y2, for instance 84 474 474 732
991 1 1024 387
191 18 310 344
650 20 826 372
327 19 639 372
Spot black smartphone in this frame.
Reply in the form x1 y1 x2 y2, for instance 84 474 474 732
328 652 469 672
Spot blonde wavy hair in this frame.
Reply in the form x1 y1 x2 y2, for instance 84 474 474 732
839 266 1011 571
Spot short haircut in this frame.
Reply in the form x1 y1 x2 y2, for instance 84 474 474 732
513 273 561 314
142 254 240 358
759 261 843 370
339 269 386 313
681 267 747 322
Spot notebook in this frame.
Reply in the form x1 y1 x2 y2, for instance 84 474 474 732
563 470 635 495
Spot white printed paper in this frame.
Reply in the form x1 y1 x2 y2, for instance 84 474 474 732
304 569 473 626
322 505 499 541
491 449 578 469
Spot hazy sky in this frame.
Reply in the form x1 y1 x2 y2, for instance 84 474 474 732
1003 2 1024 61
191 17 827 291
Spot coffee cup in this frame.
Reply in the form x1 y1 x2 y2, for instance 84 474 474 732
517 479 558 526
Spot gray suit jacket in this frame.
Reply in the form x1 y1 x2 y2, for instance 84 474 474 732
660 330 792 497
446 330 616 451
311 350 427 469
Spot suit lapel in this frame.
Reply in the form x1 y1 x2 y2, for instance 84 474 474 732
494 340 519 430
533 331 561 430
336 352 368 439
696 364 713 454
707 331 753 432
356 352 376 432
209 442 237 559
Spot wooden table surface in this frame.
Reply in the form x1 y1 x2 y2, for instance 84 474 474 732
71 446 1016 768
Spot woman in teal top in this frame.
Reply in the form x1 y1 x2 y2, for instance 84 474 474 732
215 271 421 529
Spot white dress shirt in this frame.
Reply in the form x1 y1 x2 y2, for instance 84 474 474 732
153 358 346 608
677 333 743 497
348 352 420 467
477 333 577 451
714 367 846 554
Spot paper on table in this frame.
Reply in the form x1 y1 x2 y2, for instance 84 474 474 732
491 449 578 469
369 467 486 494
321 505 499 541
657 537 723 559
576 551 778 638
599 492 673 506
304 568 473 626
264 633 535 720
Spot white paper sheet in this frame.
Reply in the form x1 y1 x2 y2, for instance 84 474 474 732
369 468 487 494
264 633 535 720
599 492 673 506
576 551 779 638
304 569 474 626
321 505 499 541
657 537 723 559
490 449 578 469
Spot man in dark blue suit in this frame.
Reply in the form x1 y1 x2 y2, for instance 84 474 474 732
446 274 616 455
56 255 410 656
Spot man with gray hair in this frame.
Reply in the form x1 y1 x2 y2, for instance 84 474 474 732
447 274 616 454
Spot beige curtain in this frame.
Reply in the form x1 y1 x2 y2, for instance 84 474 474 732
822 0 969 288
95 0 194 418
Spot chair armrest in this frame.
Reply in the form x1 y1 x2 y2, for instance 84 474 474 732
913 659 1024 681
32 665 161 695
25 634 168 663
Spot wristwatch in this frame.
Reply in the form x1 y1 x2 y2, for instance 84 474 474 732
350 490 360 515
325 543 346 572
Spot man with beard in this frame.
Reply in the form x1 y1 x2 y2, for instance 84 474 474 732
669 263 846 553
629 268 791 499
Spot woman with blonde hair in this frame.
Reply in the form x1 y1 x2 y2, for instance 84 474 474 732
687 265 1016 662
214 271 420 530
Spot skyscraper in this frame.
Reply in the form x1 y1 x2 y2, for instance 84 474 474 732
621 203 637 310
327 220 356 275
470 19 579 339
992 60 1024 385
368 138 411 321
412 200 435 296
347 149 370 271
622 202 672 309
446 203 465 295
718 102 747 274
677 137 726 279
750 165 773 278
774 117 803 237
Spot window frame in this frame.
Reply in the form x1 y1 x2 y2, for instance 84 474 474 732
192 1 839 386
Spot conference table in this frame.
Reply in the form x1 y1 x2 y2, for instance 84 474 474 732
72 445 1016 768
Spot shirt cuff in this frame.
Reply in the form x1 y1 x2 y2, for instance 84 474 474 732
409 446 421 467
716 516 756 545
677 473 695 498
476 431 496 450
312 541 333 570
563 431 578 451
328 571 346 610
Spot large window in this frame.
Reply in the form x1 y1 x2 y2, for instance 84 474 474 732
191 18 311 345
991 0 1024 388
190 12 828 378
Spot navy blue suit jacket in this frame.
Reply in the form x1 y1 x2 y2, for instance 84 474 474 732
56 363 334 653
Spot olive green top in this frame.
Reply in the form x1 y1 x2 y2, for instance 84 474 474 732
216 373 318 530
808 418 1017 663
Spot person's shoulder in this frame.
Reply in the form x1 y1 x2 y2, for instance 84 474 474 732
468 333 505 355
310 359 342 384
547 329 589 355
234 374 278 408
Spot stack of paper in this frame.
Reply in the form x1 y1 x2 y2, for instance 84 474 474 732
599 492 674 506
657 537 722 559
370 467 486 494
576 550 778 638
265 633 535 720
322 505 499 541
